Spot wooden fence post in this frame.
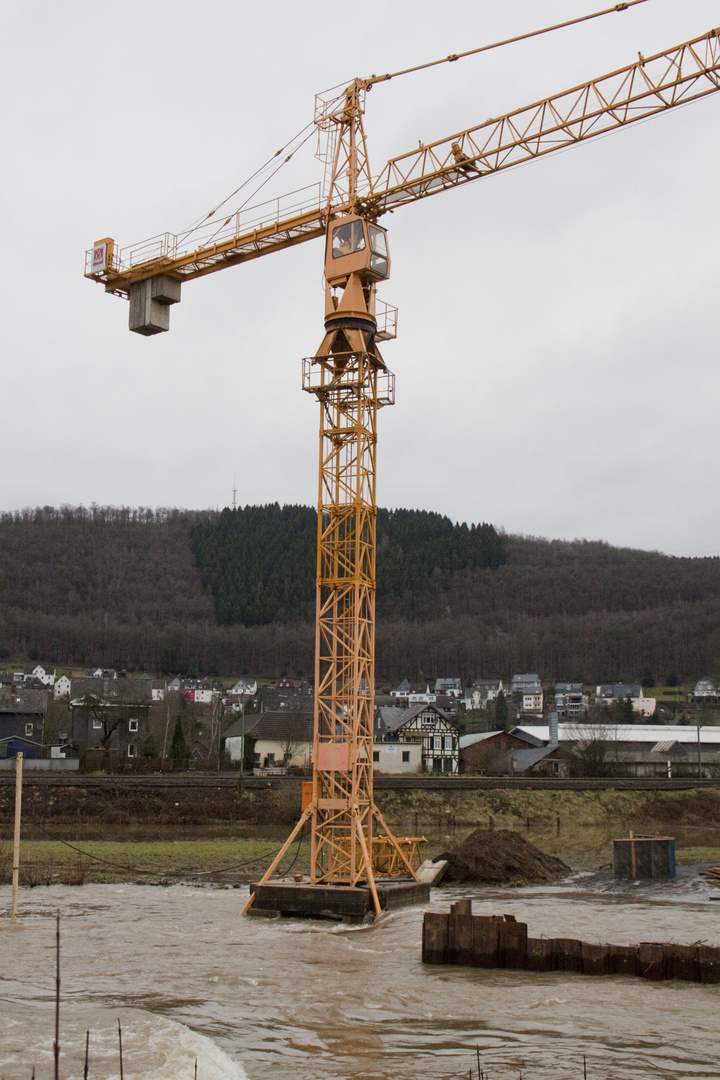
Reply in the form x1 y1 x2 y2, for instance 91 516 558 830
11 752 24 923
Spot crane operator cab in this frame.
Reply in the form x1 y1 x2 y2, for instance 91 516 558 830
325 215 390 288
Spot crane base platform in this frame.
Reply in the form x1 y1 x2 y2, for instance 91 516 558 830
247 878 430 921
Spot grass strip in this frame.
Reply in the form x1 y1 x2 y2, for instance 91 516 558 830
0 838 307 886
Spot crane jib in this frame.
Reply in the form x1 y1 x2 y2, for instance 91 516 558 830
86 28 720 307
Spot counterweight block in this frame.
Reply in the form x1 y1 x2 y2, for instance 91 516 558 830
129 275 181 335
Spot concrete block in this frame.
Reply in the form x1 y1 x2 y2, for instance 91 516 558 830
150 275 181 304
128 276 181 336
129 280 169 335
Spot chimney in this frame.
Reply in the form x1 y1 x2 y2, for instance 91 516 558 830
548 711 558 747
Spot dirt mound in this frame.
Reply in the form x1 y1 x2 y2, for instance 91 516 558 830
437 828 569 885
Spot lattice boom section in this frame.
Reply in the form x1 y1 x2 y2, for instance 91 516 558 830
306 351 389 884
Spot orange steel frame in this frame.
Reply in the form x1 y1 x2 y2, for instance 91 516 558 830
305 346 393 893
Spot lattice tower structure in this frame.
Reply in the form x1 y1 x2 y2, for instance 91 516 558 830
302 343 395 889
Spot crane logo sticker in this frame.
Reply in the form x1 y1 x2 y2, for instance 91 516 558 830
92 243 107 273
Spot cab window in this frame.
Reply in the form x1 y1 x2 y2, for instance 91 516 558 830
332 220 365 258
369 226 387 256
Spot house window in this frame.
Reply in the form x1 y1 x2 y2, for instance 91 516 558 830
253 753 261 765
128 719 139 733
127 744 137 758
422 716 434 727
25 723 33 736
93 718 103 729
402 751 410 763
432 758 443 772
266 753 275 764
373 751 380 762
444 736 453 751
433 735 442 751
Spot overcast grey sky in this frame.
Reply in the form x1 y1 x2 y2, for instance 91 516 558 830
3 1 720 556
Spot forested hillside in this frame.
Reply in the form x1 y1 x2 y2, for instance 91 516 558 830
191 506 505 626
1 504 719 683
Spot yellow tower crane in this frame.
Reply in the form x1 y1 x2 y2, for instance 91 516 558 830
86 13 720 918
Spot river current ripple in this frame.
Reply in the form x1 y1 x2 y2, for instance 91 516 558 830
1 877 719 1080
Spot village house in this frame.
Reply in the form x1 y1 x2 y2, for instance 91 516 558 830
389 679 436 705
180 679 218 704
53 674 72 699
150 679 166 701
70 678 152 757
693 677 718 700
257 684 313 714
511 673 542 694
463 679 503 711
460 728 543 774
520 690 544 715
372 739 422 773
434 677 463 698
375 704 459 774
554 682 589 721
595 683 656 717
0 688 48 759
223 714 259 765
225 712 312 772
229 678 258 697
23 664 56 687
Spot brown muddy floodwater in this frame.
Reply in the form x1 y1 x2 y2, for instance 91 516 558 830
1 875 719 1080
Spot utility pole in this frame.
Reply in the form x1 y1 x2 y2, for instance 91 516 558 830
239 704 245 797
11 752 24 922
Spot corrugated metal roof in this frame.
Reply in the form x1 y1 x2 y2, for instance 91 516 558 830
651 740 688 754
516 724 720 745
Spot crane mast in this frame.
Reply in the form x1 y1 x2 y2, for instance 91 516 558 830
243 84 414 913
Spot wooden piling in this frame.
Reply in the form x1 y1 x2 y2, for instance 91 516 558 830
449 911 476 966
549 937 583 973
526 937 551 972
498 917 528 970
697 944 720 983
421 912 449 965
581 942 609 977
607 943 638 977
638 942 667 980
421 907 717 985
473 917 501 969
